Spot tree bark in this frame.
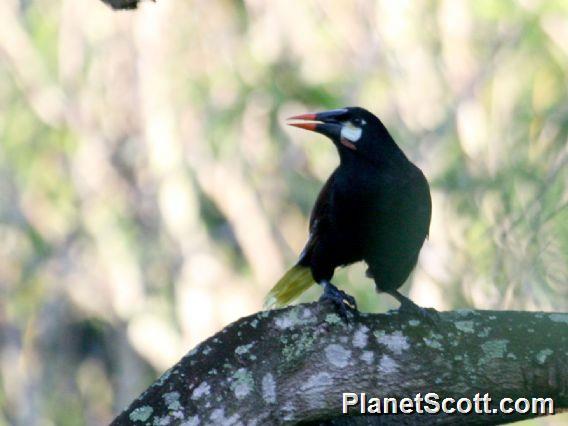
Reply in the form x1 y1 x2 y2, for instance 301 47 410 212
111 304 567 425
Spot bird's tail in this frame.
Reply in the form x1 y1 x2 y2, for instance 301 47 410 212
264 265 314 308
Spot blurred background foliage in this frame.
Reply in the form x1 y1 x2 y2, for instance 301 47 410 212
0 0 566 424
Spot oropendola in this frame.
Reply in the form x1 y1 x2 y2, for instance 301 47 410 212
265 107 435 320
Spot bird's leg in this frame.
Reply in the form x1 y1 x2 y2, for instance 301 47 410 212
319 280 358 319
389 290 439 324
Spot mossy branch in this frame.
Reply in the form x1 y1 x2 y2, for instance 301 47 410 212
111 304 567 425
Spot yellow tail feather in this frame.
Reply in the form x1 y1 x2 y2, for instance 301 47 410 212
264 265 314 308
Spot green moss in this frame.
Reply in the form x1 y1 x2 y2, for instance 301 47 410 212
480 339 508 364
129 406 153 422
282 332 316 364
275 308 305 329
426 331 444 342
423 338 443 350
190 382 210 400
549 313 568 324
455 309 476 317
230 368 254 399
536 349 553 364
235 343 255 355
325 313 342 325
455 320 475 333
154 368 172 387
373 330 385 339
163 392 181 411
482 339 508 357
184 416 200 426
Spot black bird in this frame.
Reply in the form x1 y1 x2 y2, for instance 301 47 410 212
265 107 434 319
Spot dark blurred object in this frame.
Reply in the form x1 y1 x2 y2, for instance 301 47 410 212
100 0 153 10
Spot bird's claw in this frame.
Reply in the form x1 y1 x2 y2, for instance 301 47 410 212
398 298 439 325
319 281 358 321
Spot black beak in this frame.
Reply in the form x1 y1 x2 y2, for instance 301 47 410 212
286 108 347 140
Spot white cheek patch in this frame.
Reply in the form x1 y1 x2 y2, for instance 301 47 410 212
340 125 362 142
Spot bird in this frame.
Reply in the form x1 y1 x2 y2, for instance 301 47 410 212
265 107 434 320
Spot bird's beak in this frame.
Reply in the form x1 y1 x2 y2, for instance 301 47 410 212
287 108 347 140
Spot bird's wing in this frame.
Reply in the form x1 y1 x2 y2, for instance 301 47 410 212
298 171 336 265
382 166 432 269
309 171 336 231
401 167 432 238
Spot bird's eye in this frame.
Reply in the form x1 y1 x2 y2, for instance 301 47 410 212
351 118 365 126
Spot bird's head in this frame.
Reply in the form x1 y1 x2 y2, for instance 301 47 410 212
287 107 388 159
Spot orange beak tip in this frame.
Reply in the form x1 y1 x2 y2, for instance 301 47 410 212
287 122 317 131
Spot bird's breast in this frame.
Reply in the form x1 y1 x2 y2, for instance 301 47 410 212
332 186 381 236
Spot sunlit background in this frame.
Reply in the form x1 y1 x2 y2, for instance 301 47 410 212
0 0 566 424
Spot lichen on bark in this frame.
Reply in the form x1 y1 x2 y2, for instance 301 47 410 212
111 304 568 425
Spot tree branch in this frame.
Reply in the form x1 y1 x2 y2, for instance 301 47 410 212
111 304 567 425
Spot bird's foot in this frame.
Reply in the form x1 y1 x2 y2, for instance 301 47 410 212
319 281 358 321
390 291 439 325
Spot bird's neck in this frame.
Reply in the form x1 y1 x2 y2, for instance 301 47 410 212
338 137 409 171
